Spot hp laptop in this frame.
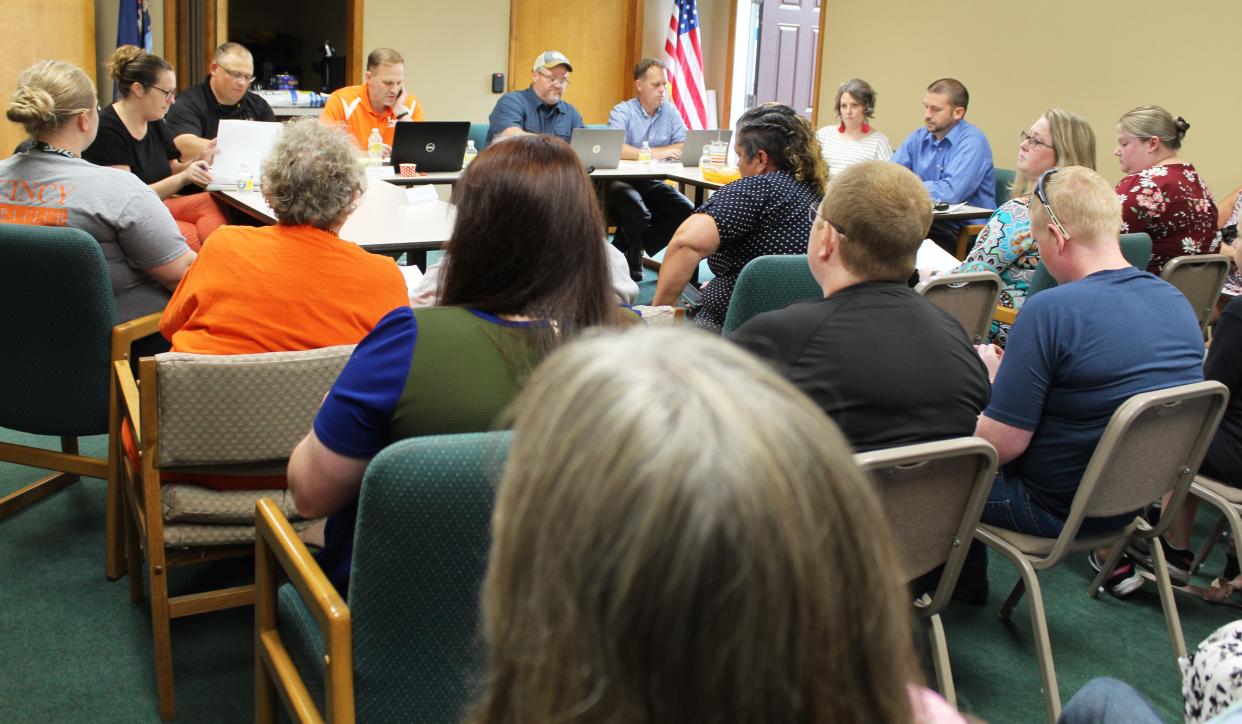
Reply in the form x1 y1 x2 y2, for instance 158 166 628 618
681 129 733 167
390 121 470 173
570 128 625 170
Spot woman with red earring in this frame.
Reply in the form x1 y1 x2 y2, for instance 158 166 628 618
816 78 891 178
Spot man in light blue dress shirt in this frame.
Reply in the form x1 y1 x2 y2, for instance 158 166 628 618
891 78 995 253
606 58 695 281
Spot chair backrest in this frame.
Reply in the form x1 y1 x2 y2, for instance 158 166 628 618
720 254 821 335
0 223 117 436
348 431 510 722
1025 232 1154 302
1056 382 1229 552
915 271 1002 344
152 346 354 468
855 437 997 617
994 167 1016 206
1161 254 1230 336
467 122 489 152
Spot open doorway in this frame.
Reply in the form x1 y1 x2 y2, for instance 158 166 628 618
725 0 823 130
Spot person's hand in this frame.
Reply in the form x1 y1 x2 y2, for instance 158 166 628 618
391 86 409 116
1221 240 1236 261
975 343 1003 382
662 148 682 161
198 138 217 166
182 160 213 187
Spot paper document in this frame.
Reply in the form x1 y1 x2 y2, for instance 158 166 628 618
916 239 962 284
207 120 283 190
398 264 424 293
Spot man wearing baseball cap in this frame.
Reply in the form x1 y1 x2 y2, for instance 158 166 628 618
486 50 585 145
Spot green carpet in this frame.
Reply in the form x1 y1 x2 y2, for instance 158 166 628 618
3 427 1238 723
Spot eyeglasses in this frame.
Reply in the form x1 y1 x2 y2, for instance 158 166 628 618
1020 130 1052 151
1033 168 1071 240
536 70 571 87
218 67 255 84
146 84 175 101
807 203 847 236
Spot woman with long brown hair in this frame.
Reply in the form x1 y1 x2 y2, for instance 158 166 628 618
470 327 966 724
287 134 622 593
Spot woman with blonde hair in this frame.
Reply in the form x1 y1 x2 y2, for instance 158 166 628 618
83 45 227 250
468 327 966 724
652 102 828 331
1114 105 1219 274
954 108 1096 343
1 59 193 324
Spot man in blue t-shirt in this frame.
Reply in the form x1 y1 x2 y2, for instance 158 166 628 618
964 165 1204 601
486 50 584 145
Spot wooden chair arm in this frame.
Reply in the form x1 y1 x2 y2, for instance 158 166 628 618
113 360 142 445
993 305 1018 326
955 224 985 260
255 499 353 724
111 312 162 361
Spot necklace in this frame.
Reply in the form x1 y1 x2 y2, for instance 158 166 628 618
30 141 78 159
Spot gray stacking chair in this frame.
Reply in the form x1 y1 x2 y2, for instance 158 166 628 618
915 271 1003 344
1160 254 1229 338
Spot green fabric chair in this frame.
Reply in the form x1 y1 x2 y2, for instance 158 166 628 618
720 254 821 336
467 122 489 152
261 431 510 723
994 167 1016 206
1025 232 1153 300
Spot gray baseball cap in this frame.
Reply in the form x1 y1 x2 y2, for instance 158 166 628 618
532 50 573 72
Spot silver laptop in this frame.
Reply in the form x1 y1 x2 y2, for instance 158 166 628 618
570 128 625 170
681 129 733 166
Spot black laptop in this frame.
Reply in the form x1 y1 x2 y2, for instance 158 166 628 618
390 121 470 173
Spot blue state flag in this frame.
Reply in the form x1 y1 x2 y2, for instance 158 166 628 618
116 0 152 52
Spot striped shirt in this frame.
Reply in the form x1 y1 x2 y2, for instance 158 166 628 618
816 126 892 178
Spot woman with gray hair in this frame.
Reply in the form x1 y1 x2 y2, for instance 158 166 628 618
1114 105 1219 274
159 117 408 355
815 78 892 177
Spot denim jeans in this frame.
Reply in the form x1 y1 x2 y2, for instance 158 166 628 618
1057 677 1164 724
965 470 1138 570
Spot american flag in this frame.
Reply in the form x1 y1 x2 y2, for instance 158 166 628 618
664 0 708 130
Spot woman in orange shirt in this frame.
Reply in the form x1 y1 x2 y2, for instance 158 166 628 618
159 118 407 354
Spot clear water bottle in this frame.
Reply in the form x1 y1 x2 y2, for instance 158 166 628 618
638 141 652 166
699 145 711 169
367 127 383 164
236 162 254 192
463 140 477 168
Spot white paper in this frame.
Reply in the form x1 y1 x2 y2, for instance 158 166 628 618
209 120 283 188
398 263 424 293
916 239 962 283
405 186 439 205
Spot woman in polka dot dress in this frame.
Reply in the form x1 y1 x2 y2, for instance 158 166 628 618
652 102 829 331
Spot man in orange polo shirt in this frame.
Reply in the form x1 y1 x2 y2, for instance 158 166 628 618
321 47 423 155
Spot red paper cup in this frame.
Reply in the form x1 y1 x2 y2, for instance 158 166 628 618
399 163 417 177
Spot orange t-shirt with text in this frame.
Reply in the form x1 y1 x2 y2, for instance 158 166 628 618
320 84 424 149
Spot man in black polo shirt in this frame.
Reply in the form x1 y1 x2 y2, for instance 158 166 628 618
730 160 990 452
167 42 275 161
486 50 584 145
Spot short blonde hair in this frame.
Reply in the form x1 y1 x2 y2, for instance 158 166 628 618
1012 108 1097 198
471 327 918 724
823 160 932 281
1118 105 1189 151
366 47 403 69
5 60 96 139
1030 165 1121 244
261 118 365 228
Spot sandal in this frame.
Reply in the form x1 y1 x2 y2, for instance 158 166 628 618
1192 576 1242 608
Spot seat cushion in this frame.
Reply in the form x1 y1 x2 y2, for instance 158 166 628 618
164 518 316 548
1196 475 1242 505
123 420 288 491
978 523 1128 559
162 484 301 524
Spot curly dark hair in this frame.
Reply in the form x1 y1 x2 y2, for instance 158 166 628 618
735 103 828 194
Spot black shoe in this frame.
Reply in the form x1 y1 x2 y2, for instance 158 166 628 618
1089 550 1145 598
1129 537 1192 587
630 268 645 282
951 566 988 606
1225 552 1239 581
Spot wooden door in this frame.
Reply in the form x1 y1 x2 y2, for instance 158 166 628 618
0 0 96 154
508 0 643 125
752 0 819 117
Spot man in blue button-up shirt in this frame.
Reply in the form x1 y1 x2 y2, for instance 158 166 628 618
891 78 995 252
605 59 694 280
486 50 585 145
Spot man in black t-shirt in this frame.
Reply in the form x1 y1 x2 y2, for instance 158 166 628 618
730 160 990 452
167 42 274 161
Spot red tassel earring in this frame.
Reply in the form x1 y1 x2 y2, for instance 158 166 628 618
838 122 845 133
862 121 871 134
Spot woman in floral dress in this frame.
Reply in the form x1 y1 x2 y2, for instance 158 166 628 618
953 109 1095 343
1114 106 1219 274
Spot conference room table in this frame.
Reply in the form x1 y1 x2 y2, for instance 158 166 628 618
212 162 993 270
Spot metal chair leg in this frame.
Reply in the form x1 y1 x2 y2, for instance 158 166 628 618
927 613 956 707
1000 578 1026 620
1150 537 1188 663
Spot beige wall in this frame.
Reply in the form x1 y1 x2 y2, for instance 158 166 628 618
362 0 511 122
816 0 1239 198
94 0 165 104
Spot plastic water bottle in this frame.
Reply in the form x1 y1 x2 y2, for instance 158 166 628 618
699 145 711 169
639 141 652 166
367 127 383 164
463 140 477 168
236 162 254 192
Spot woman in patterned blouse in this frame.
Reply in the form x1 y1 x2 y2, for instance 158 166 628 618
1114 106 1219 274
953 109 1095 343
